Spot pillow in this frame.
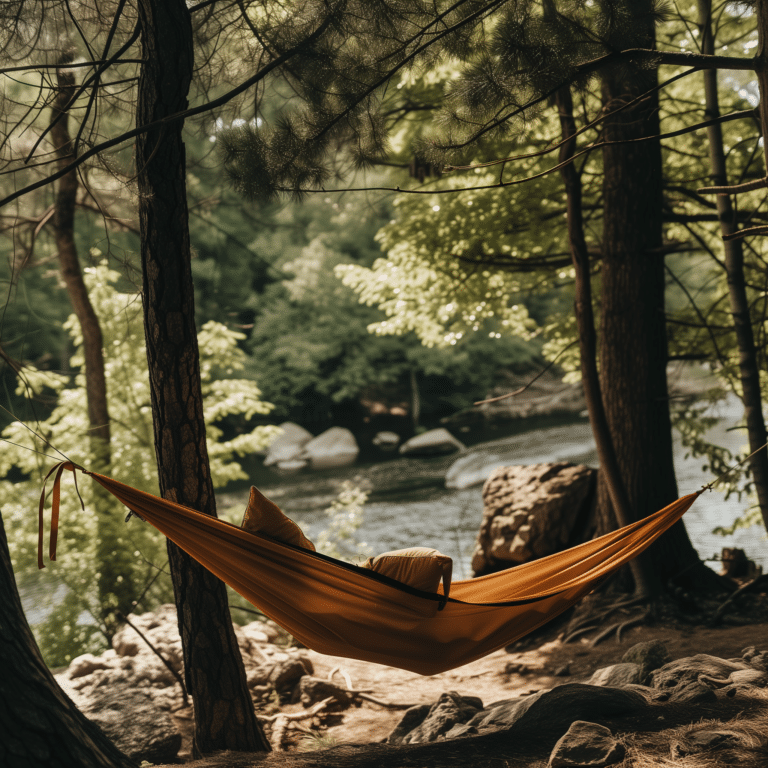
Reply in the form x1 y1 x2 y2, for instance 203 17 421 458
363 547 452 606
241 486 316 551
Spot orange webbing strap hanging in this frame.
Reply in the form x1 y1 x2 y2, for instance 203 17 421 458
37 461 85 569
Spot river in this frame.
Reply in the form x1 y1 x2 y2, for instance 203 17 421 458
20 395 768 626
223 395 768 580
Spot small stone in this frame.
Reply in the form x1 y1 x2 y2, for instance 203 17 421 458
621 640 672 684
553 664 571 677
668 680 717 704
588 663 642 688
548 720 625 768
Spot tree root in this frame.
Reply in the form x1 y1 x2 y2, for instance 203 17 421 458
709 574 768 627
261 697 335 752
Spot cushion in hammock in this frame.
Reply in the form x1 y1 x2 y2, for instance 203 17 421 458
362 547 452 594
241 486 316 551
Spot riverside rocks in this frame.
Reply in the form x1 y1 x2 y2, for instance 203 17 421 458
54 604 313 763
386 641 768 768
472 463 596 576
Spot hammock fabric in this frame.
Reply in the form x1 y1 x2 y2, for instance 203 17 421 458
38 462 699 676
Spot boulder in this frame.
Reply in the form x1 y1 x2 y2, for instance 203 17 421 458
399 428 466 457
472 463 596 576
470 684 647 733
264 422 313 467
620 640 672 685
389 692 483 744
299 427 359 470
548 721 626 768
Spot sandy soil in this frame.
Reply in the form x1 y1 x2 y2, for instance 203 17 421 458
251 620 768 749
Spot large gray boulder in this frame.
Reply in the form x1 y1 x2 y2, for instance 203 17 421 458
264 421 313 467
472 463 596 576
299 427 359 470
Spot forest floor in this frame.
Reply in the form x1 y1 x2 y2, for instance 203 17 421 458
157 615 768 768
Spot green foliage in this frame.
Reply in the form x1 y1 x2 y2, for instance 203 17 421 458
1 263 277 665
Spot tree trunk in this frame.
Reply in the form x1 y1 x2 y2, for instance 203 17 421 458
51 55 132 634
698 0 768 532
598 10 705 590
0 512 137 768
135 0 269 755
554 81 652 596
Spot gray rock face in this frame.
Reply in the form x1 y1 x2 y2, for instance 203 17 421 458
587 663 643 688
78 687 181 764
472 463 596 576
548 720 626 768
389 692 483 744
621 640 672 684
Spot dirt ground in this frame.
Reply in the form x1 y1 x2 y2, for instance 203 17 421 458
164 619 768 763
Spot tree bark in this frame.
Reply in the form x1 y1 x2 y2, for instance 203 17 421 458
0 512 137 768
698 0 768 532
597 7 705 590
554 81 652 597
51 55 133 634
135 0 269 754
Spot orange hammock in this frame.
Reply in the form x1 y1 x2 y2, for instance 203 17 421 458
38 461 699 676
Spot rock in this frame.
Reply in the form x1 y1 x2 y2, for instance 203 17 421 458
620 640 672 684
299 677 354 707
299 427 359 470
588 663 643 688
390 692 484 744
387 704 431 744
267 658 312 692
471 684 647 733
667 680 717 704
372 431 401 451
68 653 114 679
671 729 743 758
729 668 768 686
77 687 181 764
264 422 313 467
548 721 626 768
651 654 750 689
399 428 466 457
472 463 596 576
